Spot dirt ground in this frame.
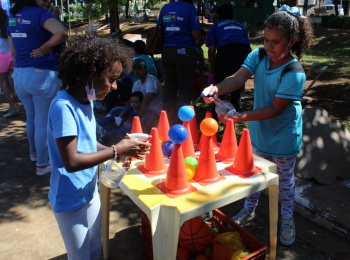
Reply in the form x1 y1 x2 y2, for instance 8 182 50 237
0 21 349 260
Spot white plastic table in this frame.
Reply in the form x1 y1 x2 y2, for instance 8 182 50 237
99 155 279 260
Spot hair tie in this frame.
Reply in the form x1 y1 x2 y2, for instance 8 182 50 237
278 5 306 18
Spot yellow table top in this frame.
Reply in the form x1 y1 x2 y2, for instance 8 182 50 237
120 156 278 214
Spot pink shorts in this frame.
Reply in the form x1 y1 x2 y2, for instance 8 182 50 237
0 52 14 73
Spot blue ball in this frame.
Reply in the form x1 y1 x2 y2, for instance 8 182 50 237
168 124 188 144
178 106 195 122
161 141 174 157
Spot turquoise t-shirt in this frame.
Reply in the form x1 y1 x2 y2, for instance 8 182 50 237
48 91 98 213
242 48 305 157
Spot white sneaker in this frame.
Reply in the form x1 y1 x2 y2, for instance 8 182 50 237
36 164 52 176
231 208 256 227
280 218 296 246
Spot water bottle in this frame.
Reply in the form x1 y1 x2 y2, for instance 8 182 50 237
202 85 236 122
99 159 127 189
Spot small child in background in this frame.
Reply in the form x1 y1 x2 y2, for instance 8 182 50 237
99 91 143 136
118 91 143 126
194 29 207 96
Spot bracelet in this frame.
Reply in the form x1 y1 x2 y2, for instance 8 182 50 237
112 145 118 160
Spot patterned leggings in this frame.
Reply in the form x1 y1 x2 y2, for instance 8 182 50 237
244 149 296 220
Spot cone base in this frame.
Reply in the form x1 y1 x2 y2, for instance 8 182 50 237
156 182 197 198
225 165 262 178
215 153 235 164
193 174 225 186
137 164 168 178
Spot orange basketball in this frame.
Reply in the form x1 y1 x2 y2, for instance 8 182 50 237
200 118 218 136
179 217 212 254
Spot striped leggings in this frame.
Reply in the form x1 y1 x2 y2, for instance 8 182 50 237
244 149 296 220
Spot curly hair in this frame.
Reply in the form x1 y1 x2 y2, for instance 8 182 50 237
264 11 314 59
58 36 133 90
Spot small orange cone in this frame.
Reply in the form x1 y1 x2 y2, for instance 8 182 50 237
131 116 143 134
156 144 197 198
189 106 200 145
181 121 196 158
196 111 220 152
226 128 261 178
138 128 168 177
158 110 170 143
216 119 238 163
193 135 225 185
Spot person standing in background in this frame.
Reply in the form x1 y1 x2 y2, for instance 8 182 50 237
206 3 251 111
158 0 201 125
0 7 19 118
8 0 66 175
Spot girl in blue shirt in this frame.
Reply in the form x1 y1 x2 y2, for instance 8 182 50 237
48 36 151 259
205 6 314 246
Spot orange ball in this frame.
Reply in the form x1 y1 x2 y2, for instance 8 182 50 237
179 217 212 254
200 118 218 136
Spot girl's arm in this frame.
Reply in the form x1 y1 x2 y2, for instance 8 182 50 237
56 136 150 173
30 18 67 58
205 67 252 100
224 97 292 123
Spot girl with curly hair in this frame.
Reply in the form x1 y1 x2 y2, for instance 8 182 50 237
204 5 314 246
47 36 150 259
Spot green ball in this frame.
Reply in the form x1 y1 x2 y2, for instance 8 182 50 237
184 156 198 170
211 228 219 233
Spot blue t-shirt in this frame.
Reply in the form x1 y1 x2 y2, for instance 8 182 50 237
158 2 201 49
7 6 58 71
48 91 98 213
206 19 250 49
125 107 139 123
242 48 305 157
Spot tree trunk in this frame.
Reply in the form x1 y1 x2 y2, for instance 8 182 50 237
303 0 309 16
110 1 119 32
333 0 339 16
126 0 130 18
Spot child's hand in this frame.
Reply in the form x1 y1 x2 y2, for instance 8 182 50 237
202 85 218 103
115 138 151 160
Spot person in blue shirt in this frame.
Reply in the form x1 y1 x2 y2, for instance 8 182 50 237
158 0 201 125
8 0 66 175
48 36 151 260
206 3 251 111
204 6 314 246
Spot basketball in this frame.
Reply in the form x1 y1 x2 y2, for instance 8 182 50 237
176 247 190 260
179 217 212 254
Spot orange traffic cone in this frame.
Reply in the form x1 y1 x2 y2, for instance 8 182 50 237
158 110 170 143
156 144 197 198
189 105 200 145
216 119 238 163
138 128 168 177
197 111 220 152
131 116 143 134
226 128 261 178
193 135 225 185
181 121 196 158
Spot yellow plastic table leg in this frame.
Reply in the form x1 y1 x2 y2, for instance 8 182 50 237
268 184 279 260
99 168 111 260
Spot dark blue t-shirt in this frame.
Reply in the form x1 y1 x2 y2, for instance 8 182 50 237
158 2 201 50
8 6 58 71
206 19 250 49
